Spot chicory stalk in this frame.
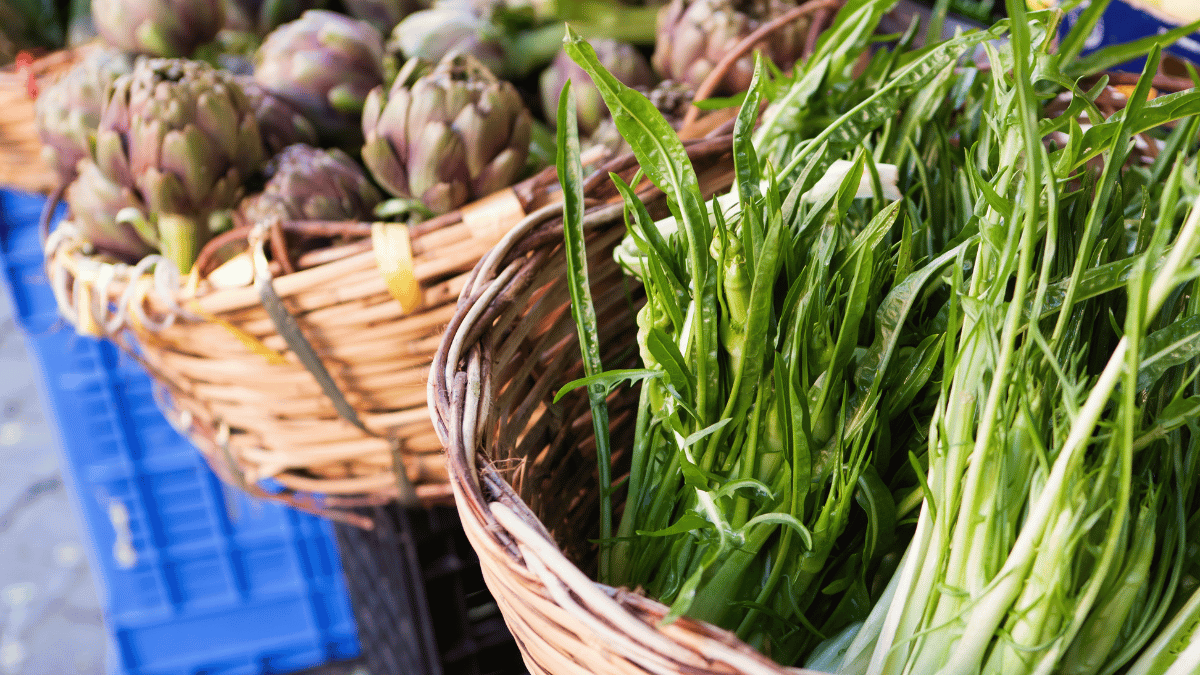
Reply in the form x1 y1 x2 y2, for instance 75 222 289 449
833 4 1200 674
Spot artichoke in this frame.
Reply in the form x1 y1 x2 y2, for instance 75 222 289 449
92 0 225 56
254 10 385 146
93 58 267 272
646 78 695 128
342 0 424 34
389 4 506 76
539 39 655 135
362 54 532 214
66 160 155 263
238 77 320 155
652 0 807 94
35 47 134 182
239 143 382 224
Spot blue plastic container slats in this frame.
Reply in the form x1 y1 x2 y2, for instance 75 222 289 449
1062 0 1200 73
0 189 360 675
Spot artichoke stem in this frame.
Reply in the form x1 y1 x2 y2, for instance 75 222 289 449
157 213 209 274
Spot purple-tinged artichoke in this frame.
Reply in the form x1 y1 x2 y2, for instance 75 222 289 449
646 78 695 128
66 160 156 263
238 77 320 155
92 0 225 56
93 58 267 272
254 10 385 147
239 144 382 224
362 54 532 214
652 0 807 94
540 39 655 135
389 4 506 76
342 0 424 35
35 47 134 182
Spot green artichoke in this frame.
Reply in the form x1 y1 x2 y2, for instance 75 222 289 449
238 77 320 155
93 58 267 272
253 10 385 146
652 0 807 94
239 143 382 224
389 4 506 76
35 47 133 182
92 0 225 56
361 54 532 214
539 39 654 135
66 160 155 263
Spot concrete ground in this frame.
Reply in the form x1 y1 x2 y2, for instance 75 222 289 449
0 273 366 675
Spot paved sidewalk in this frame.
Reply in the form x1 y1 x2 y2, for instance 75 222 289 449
0 276 107 674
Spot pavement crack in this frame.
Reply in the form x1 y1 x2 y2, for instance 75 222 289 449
0 476 64 535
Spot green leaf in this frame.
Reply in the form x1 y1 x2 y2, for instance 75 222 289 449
647 326 695 400
553 369 664 403
637 513 709 537
557 79 614 575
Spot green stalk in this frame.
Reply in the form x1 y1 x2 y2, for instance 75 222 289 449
156 213 206 273
555 82 614 578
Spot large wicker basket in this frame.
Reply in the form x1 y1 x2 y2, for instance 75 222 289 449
42 162 586 523
428 130 829 674
0 46 91 193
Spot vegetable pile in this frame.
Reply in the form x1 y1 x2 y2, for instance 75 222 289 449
21 0 872 276
556 0 1200 672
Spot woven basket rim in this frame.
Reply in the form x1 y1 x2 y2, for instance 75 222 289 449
429 131 834 675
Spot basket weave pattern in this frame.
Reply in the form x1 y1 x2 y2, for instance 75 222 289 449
430 135 824 675
44 168 563 520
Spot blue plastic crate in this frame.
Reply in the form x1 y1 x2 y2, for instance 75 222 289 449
0 189 361 675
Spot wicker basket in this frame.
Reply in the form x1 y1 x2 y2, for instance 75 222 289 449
0 45 91 193
428 129 830 675
41 158 601 523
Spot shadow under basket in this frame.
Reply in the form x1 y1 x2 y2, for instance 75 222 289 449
334 504 527 675
428 132 824 675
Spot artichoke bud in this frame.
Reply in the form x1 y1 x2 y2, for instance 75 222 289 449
652 0 809 95
390 6 508 77
236 77 319 155
93 0 225 57
66 160 156 263
361 53 531 215
239 143 383 225
254 10 385 147
90 58 267 272
539 39 655 135
35 48 134 183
